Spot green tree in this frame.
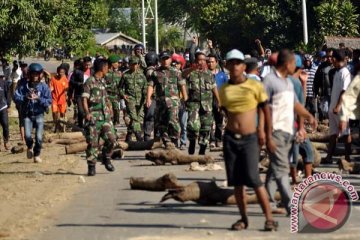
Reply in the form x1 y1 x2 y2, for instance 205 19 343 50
0 0 109 56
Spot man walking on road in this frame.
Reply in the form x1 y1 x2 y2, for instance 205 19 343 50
120 57 147 142
183 52 221 155
14 63 52 163
220 49 278 231
263 50 317 215
146 51 188 148
82 59 118 176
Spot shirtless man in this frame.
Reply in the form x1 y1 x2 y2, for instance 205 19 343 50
219 49 277 231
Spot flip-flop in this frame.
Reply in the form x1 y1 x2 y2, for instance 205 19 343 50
231 218 248 231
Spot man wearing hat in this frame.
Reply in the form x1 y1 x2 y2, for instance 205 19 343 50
119 56 147 141
105 55 122 125
182 51 220 155
219 49 277 231
146 51 188 148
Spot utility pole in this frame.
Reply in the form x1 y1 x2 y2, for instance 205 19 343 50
141 0 159 53
302 0 308 45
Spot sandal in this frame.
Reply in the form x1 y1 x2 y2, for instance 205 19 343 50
231 217 248 231
264 220 278 231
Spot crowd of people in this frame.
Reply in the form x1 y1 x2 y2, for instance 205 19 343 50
0 38 359 231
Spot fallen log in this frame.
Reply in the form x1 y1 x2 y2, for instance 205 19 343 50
44 131 84 142
160 180 281 205
130 173 183 191
311 142 360 156
50 138 85 145
339 159 360 174
65 140 163 154
145 149 214 165
308 133 359 143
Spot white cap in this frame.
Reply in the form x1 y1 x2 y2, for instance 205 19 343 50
226 49 245 61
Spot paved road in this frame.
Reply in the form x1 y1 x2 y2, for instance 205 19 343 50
33 145 360 240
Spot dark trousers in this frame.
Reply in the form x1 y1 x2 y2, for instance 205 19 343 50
0 109 9 143
143 100 156 141
210 104 224 142
76 96 85 128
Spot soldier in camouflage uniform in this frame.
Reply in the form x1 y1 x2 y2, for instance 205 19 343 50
82 59 118 176
146 51 188 148
134 44 147 69
105 55 122 126
182 52 221 155
119 57 147 142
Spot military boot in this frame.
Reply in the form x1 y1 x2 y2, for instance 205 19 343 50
188 140 196 155
171 138 179 148
199 144 207 155
102 157 115 172
88 165 96 176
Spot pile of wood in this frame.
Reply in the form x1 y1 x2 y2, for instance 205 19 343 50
129 173 281 205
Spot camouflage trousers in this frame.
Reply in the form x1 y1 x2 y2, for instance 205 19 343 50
155 100 180 143
110 100 120 125
187 102 213 146
85 115 117 165
126 103 144 136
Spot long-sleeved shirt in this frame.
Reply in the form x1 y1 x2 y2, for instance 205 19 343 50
340 74 360 121
0 79 10 111
14 80 52 116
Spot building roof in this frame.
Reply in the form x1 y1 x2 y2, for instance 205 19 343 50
325 36 360 49
95 32 142 46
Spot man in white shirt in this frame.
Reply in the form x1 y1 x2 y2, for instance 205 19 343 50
323 49 352 164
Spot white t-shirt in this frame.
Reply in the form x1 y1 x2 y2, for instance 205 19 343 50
263 71 298 135
330 67 351 109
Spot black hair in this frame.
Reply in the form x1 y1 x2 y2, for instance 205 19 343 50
74 59 82 68
83 56 92 63
93 58 108 72
276 49 295 68
195 51 206 60
333 49 346 62
250 50 259 59
245 58 259 73
207 53 218 61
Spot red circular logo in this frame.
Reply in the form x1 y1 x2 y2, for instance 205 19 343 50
301 182 351 232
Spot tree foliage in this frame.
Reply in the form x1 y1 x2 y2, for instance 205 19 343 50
158 0 359 53
0 0 109 56
315 0 359 40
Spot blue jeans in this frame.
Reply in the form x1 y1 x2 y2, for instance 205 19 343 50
24 114 44 157
179 101 188 146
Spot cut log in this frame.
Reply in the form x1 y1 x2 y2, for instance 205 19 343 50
44 131 84 142
308 133 359 143
339 159 360 174
160 181 281 205
65 140 162 154
311 142 360 156
121 140 163 151
50 138 85 145
145 149 214 165
130 173 183 191
65 142 87 154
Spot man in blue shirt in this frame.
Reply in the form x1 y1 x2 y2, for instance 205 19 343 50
14 63 52 163
207 53 228 148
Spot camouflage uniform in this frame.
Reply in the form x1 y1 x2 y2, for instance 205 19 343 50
149 66 185 144
105 69 122 125
82 76 117 166
186 69 216 146
119 69 147 140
